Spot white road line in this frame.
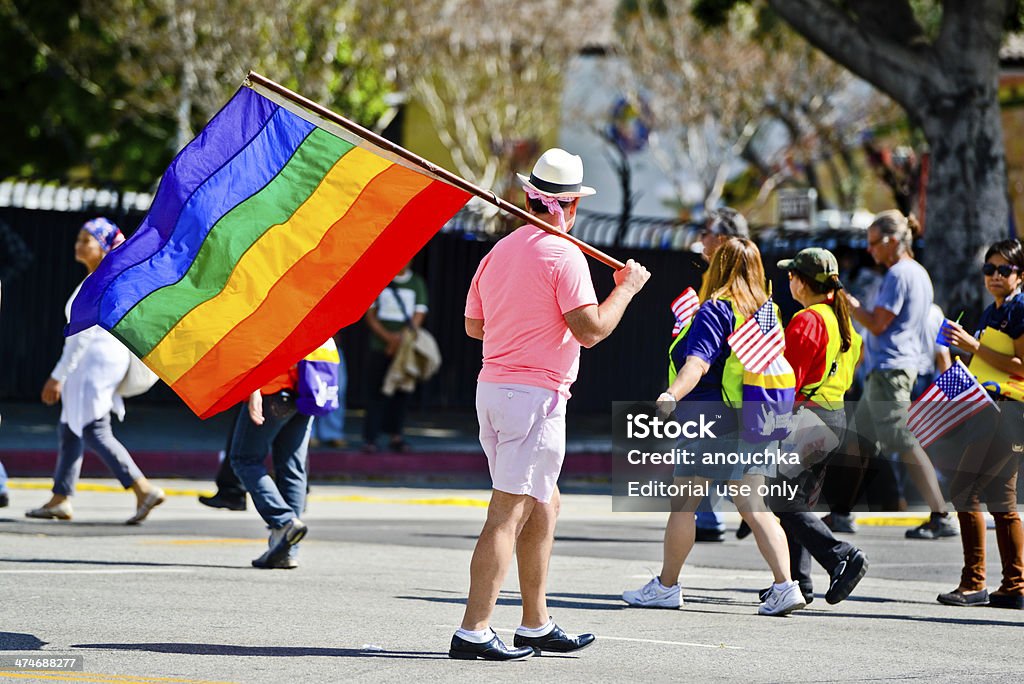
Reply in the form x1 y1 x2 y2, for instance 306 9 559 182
576 634 742 650
0 568 193 574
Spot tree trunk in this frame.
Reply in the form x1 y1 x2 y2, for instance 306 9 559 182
918 90 1009 316
762 0 1015 317
615 147 633 247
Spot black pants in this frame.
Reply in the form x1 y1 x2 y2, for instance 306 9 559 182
362 349 411 445
771 408 856 587
215 421 245 498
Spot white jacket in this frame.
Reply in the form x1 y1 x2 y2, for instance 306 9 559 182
51 282 130 436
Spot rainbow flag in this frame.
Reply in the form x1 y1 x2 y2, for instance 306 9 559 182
66 83 471 418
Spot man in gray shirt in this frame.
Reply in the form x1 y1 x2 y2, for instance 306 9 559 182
847 210 957 540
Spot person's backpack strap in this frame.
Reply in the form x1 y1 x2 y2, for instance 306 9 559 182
387 284 414 328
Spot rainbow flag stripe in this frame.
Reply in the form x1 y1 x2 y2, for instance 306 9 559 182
67 85 471 418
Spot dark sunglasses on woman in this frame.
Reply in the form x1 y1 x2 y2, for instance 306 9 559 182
982 263 1020 277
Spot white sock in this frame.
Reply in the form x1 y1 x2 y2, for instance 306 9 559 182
658 577 675 589
773 580 797 591
455 627 494 644
515 619 555 637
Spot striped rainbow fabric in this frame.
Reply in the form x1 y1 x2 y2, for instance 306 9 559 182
67 84 471 418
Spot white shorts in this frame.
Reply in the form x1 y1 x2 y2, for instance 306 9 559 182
475 382 567 503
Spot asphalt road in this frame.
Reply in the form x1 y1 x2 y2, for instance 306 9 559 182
1 481 1023 683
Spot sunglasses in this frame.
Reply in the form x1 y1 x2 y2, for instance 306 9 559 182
982 263 1020 277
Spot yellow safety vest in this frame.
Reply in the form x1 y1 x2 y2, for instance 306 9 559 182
797 302 861 410
666 298 754 408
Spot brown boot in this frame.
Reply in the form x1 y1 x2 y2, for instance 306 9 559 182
992 511 1024 598
957 511 987 591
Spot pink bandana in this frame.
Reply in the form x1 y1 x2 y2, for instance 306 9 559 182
524 186 567 231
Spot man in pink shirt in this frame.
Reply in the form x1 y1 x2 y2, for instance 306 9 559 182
450 148 650 661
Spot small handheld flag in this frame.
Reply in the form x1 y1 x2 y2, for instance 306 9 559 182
727 299 785 373
907 359 998 448
671 287 700 336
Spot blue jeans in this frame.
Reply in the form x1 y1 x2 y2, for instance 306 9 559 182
53 417 143 496
0 458 7 495
696 494 725 531
229 399 312 530
312 349 347 442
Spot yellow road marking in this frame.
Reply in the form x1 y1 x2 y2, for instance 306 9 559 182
0 672 235 684
307 494 488 507
7 481 213 497
856 516 929 527
7 481 489 508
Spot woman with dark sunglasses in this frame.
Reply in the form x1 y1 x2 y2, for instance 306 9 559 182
937 238 1024 610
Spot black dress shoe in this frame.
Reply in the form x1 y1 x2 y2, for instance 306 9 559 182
513 624 596 654
198 492 246 511
695 527 725 542
0 492 8 508
988 591 1024 609
449 633 533 661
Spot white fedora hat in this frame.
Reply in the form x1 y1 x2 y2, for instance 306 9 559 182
517 148 596 199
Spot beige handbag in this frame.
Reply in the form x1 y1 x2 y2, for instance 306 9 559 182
117 352 159 398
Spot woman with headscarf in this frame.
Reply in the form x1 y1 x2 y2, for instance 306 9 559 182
26 218 164 524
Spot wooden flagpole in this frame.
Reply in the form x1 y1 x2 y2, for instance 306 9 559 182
245 71 625 270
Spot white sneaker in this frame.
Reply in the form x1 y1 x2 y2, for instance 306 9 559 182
623 577 682 608
758 581 807 616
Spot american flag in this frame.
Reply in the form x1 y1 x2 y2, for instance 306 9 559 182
907 359 998 448
727 299 784 373
671 287 700 336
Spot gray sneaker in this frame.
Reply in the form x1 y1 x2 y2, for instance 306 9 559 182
253 518 307 568
252 552 299 569
906 515 958 540
823 513 858 534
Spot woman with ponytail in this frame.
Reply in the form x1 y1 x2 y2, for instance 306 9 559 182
773 248 868 606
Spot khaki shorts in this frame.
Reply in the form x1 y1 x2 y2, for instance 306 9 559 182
855 368 918 453
476 382 566 503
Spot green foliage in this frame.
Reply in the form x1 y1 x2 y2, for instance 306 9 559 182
1007 0 1024 31
721 166 762 207
0 0 175 187
0 0 394 191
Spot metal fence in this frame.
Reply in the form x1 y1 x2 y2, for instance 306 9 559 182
441 205 700 251
0 207 717 416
